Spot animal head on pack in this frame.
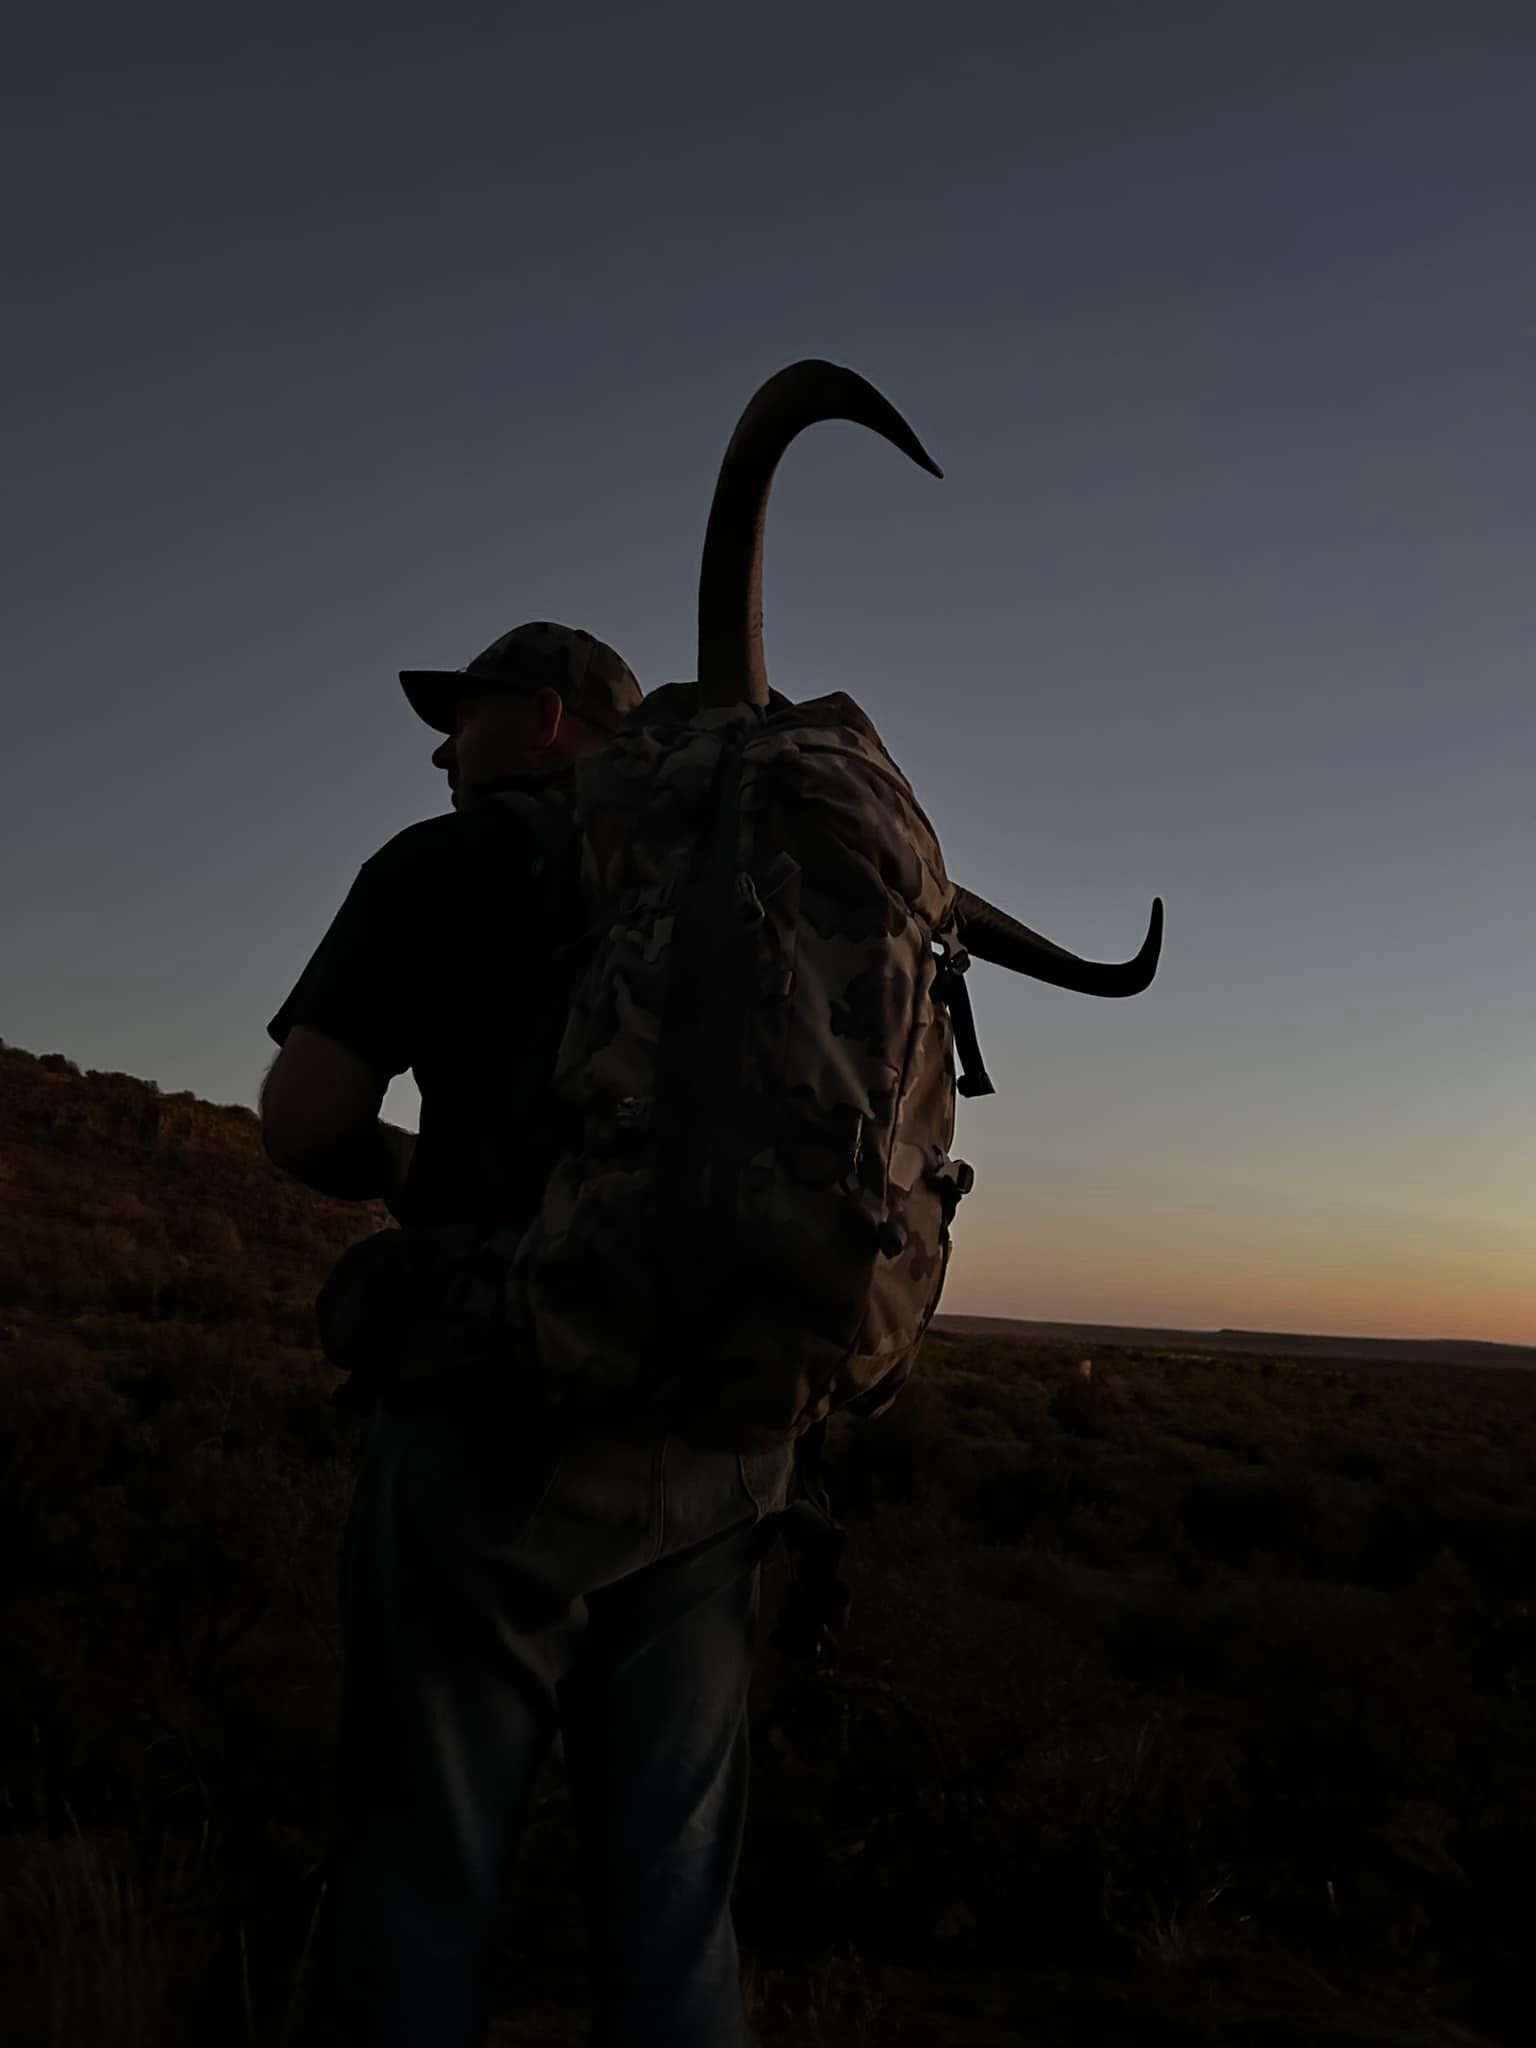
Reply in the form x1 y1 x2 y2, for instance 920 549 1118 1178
694 359 1164 999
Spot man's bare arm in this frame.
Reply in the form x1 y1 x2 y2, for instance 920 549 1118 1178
260 1025 414 1207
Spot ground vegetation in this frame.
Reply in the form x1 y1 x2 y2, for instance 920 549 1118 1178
2 1042 1531 2044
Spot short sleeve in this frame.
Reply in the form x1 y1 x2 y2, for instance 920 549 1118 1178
267 835 427 1082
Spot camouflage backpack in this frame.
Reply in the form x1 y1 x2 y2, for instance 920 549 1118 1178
510 682 983 1463
504 363 1163 1660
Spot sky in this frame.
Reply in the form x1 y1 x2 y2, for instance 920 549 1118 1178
3 3 1532 1344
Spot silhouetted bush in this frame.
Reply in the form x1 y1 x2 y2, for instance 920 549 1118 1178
1312 1435 1395 1484
1177 1466 1321 1567
154 1271 261 1325
1047 1375 1114 1438
947 1438 1088 1548
823 1379 949 1511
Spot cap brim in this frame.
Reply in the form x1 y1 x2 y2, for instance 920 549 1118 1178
398 670 465 735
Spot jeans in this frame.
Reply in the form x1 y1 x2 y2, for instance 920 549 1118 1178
288 1386 796 2048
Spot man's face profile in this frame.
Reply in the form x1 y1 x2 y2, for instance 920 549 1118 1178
430 687 567 806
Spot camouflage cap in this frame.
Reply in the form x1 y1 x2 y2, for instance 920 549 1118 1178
400 621 642 735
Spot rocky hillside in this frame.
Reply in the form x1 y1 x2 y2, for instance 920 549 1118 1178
0 1038 385 1376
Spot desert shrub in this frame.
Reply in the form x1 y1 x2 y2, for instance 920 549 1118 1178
1111 1585 1246 1690
939 1374 1037 1440
1354 1470 1454 1587
922 1333 1025 1383
914 1331 967 1372
823 1379 950 1511
945 1438 1092 1549
1435 1494 1536 1602
1047 1375 1115 1440
154 1271 262 1326
1055 1503 1132 1569
108 1274 160 1317
271 1297 319 1347
0 1826 201 2048
1311 1435 1394 1484
34 1254 111 1316
1177 1466 1320 1568
1076 1452 1183 1558
1184 1420 1272 1465
1011 1702 1249 1967
0 1356 356 1829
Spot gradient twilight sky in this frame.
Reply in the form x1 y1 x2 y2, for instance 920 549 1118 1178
3 4 1532 1343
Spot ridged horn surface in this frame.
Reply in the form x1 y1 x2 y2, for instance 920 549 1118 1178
956 890 1164 997
697 360 942 709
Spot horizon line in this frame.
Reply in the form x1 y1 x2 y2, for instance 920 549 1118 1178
934 1312 1536 1357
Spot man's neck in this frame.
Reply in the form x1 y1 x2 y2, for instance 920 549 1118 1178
462 763 576 804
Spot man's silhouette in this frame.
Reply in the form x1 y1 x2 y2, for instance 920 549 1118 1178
263 623 793 2047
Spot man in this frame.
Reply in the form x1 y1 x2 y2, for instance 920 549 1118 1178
262 621 629 1233
263 621 794 2048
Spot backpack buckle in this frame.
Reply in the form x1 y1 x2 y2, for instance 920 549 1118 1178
924 1148 977 1224
613 1094 651 1135
933 928 995 1098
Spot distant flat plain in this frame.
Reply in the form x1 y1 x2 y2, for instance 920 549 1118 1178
932 1313 1536 1372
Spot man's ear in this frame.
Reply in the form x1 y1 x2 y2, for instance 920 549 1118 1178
531 687 566 751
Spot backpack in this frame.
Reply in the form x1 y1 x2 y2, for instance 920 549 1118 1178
502 677 1001 1663
510 681 985 1457
505 362 1161 1663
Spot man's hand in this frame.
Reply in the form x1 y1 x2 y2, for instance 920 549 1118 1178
261 1026 396 1201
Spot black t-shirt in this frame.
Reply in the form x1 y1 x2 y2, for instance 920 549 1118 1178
267 789 585 1231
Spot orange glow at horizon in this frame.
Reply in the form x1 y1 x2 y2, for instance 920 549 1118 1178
945 1202 1535 1349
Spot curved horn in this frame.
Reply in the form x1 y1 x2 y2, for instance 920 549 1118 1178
697 360 942 709
956 889 1164 997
